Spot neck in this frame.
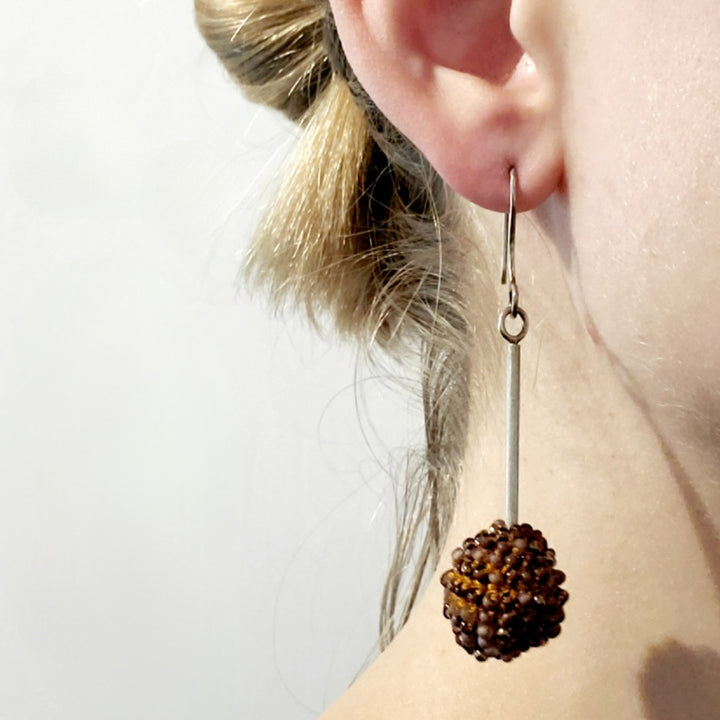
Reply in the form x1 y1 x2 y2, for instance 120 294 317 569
322 213 720 720
429 214 720 717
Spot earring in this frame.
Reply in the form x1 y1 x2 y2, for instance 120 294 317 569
440 168 568 662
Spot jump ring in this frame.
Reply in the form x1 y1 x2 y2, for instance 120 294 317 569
499 306 528 344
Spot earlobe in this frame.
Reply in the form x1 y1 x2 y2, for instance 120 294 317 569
329 0 564 212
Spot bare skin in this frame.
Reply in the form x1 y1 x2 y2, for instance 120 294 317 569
321 0 720 716
321 212 720 720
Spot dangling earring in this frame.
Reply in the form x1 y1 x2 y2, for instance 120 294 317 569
440 168 568 662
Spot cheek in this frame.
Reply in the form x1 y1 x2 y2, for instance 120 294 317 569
559 2 720 409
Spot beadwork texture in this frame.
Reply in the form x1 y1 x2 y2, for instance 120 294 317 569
440 520 568 662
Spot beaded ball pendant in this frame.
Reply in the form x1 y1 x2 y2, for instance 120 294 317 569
440 520 568 662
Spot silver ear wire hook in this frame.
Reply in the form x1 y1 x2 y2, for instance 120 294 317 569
501 167 517 288
498 168 527 344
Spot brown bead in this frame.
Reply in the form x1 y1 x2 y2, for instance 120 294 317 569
439 522 568 662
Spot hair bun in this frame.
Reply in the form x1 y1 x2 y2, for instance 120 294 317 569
195 0 332 121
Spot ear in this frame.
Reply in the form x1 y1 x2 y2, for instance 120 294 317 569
329 0 563 212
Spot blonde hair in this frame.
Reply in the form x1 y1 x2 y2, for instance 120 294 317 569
195 0 496 647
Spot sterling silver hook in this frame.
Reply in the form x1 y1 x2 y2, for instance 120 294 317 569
498 167 527 344
501 167 517 288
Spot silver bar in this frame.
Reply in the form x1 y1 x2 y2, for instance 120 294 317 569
505 342 520 526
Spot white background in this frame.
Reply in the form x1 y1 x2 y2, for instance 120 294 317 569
0 2 422 717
